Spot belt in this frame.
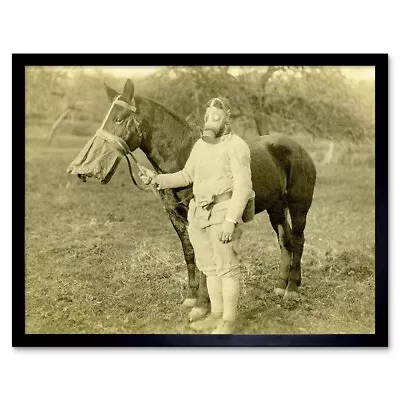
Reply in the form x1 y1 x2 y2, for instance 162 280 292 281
194 191 233 207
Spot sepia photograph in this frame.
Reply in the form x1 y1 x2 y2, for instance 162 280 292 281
15 55 387 346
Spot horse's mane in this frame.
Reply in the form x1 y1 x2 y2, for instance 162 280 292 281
135 96 201 169
136 95 193 132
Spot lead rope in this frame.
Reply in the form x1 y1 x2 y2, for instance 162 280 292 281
125 152 193 205
124 153 148 190
125 152 194 225
125 153 162 200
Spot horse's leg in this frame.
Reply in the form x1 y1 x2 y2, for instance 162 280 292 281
285 204 308 300
168 213 198 308
285 158 316 300
267 204 293 297
186 220 211 322
188 270 211 322
198 271 210 310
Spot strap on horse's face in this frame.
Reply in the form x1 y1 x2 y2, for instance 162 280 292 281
97 95 142 151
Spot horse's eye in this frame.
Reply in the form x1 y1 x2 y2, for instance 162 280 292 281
115 117 124 125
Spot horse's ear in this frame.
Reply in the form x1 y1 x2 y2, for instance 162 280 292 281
104 83 119 102
121 79 135 102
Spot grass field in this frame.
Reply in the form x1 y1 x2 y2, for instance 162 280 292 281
25 124 375 334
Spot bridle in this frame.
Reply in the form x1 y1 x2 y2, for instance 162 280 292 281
96 95 193 222
96 94 142 154
95 95 148 191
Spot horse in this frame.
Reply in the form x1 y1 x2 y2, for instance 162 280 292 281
67 78 317 322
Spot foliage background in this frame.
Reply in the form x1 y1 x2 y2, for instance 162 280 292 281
26 66 375 143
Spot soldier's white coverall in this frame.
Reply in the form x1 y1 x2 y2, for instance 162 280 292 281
153 131 254 333
156 132 253 277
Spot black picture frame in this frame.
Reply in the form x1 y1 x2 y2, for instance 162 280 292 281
14 53 388 347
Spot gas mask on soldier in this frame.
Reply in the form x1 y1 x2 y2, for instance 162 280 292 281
203 97 231 139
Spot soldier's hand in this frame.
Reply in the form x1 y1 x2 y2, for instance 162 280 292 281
219 220 236 243
139 166 157 185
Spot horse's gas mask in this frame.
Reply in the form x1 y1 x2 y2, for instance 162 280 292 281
67 95 140 184
202 97 231 139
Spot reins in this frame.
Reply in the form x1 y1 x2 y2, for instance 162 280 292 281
125 152 193 211
124 152 161 199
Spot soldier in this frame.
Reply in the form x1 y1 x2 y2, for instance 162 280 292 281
140 97 254 334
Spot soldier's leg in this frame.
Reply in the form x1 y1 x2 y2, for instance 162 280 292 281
187 222 222 329
209 223 244 334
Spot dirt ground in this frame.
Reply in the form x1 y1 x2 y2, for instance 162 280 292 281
24 125 375 334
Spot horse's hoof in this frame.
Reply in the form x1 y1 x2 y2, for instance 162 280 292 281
274 287 286 297
182 298 197 308
284 290 300 301
188 307 209 322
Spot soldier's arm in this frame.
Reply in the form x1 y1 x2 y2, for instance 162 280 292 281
153 141 199 189
225 140 253 223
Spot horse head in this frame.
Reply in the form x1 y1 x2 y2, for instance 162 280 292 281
67 79 145 184
102 79 144 152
